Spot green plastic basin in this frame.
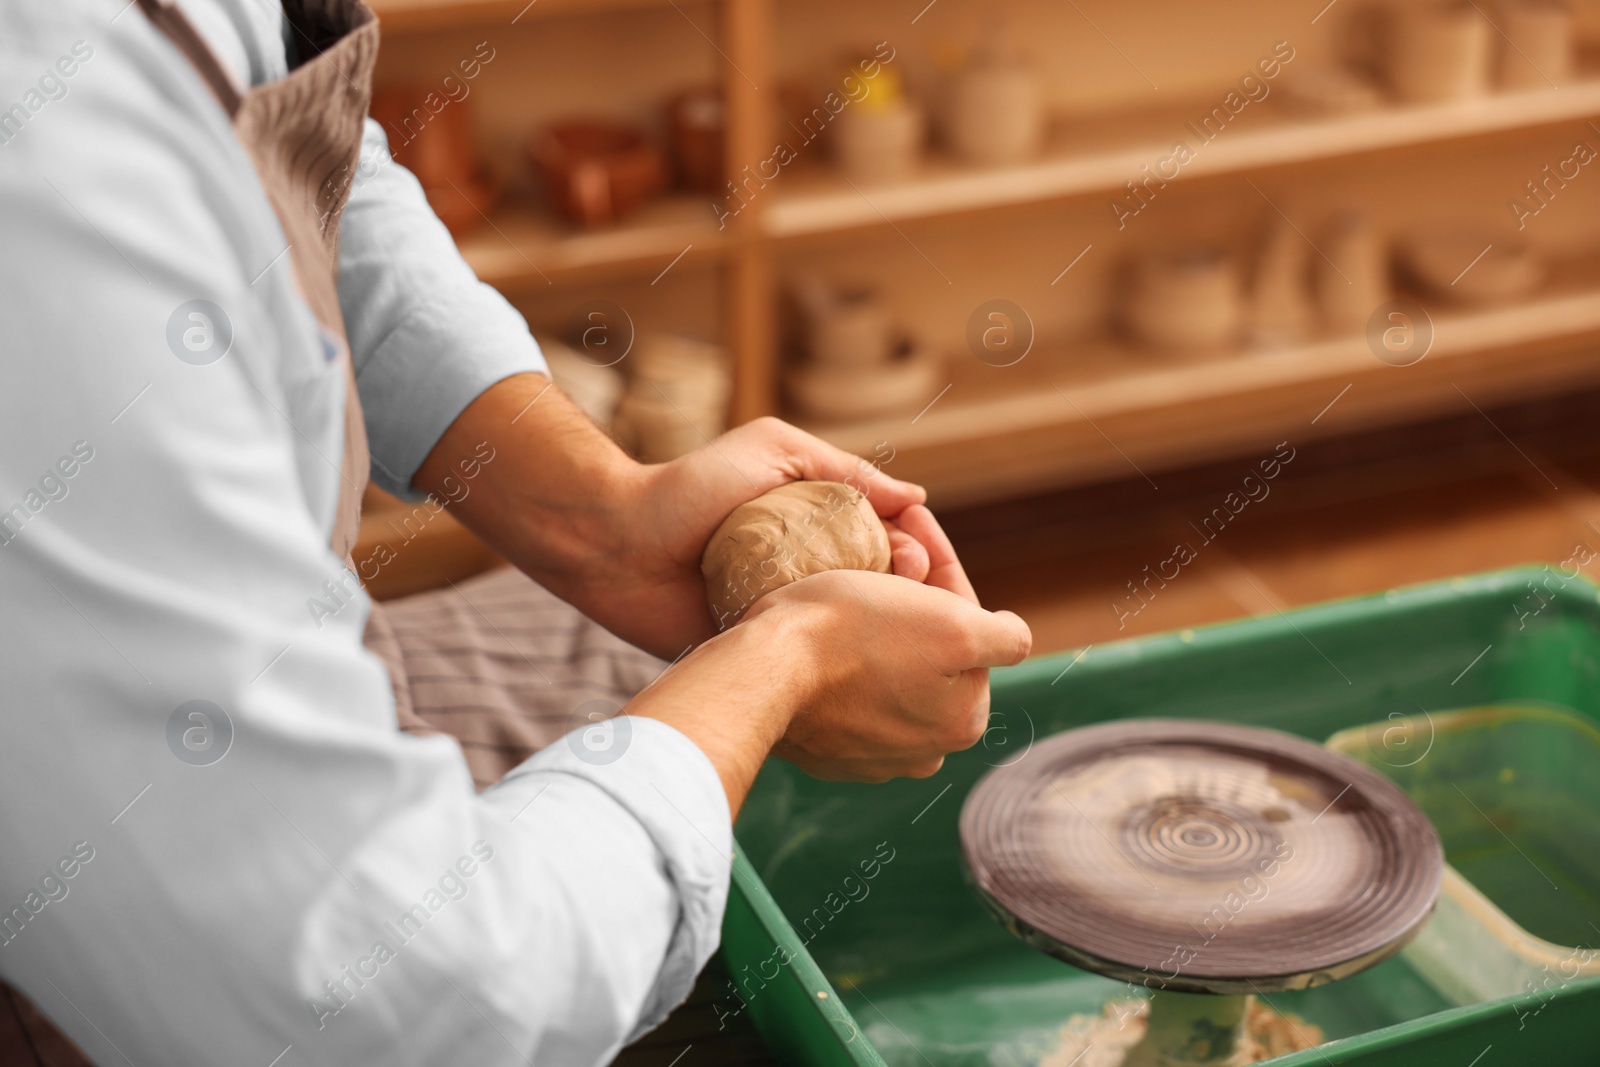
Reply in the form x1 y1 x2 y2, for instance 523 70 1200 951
721 565 1600 1065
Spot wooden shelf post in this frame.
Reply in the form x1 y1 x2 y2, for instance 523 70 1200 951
721 0 778 425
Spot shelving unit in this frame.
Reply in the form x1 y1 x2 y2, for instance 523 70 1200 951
764 73 1600 237
367 0 1600 505
457 195 724 289
808 260 1600 503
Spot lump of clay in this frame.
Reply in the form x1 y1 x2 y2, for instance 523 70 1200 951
702 480 891 628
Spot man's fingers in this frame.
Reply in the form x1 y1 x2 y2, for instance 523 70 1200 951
958 606 1034 669
733 418 927 516
883 520 931 582
893 504 979 604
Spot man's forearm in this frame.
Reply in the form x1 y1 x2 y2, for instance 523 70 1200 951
412 372 644 604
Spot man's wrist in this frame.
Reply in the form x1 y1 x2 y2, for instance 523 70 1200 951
628 601 820 814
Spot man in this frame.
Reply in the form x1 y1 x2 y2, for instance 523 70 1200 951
0 1 1032 1064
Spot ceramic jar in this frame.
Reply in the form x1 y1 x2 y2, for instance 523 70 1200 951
833 103 924 184
785 337 941 422
1385 4 1492 104
1317 212 1388 334
794 280 894 367
1248 221 1312 348
611 335 730 461
946 59 1045 166
1126 249 1243 351
1495 0 1572 90
369 86 497 237
532 122 666 228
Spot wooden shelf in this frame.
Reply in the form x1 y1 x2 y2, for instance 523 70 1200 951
369 0 679 34
450 79 1600 286
455 195 725 289
805 262 1600 506
764 78 1600 238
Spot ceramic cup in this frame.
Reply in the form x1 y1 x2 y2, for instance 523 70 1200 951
804 286 893 367
1126 249 1242 351
1385 4 1492 104
1495 0 1572 91
946 63 1045 166
1317 212 1388 334
1248 220 1312 348
833 102 924 183
786 336 941 422
611 334 730 461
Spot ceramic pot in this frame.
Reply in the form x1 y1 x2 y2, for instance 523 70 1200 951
532 122 667 228
1385 4 1492 104
1248 221 1312 348
786 337 941 421
369 86 497 236
665 86 725 192
1398 234 1544 304
1495 0 1572 90
608 334 730 461
540 337 626 428
833 102 923 184
794 279 893 367
1317 212 1388 334
1126 249 1242 351
946 63 1045 165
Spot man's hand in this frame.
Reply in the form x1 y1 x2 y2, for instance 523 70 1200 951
416 372 1033 810
596 414 935 657
627 503 1032 809
416 374 943 659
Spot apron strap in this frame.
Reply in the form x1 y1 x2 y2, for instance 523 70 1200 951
134 0 244 118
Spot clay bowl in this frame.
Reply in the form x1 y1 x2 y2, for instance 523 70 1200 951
369 86 499 236
806 286 894 367
532 121 667 228
1125 249 1243 352
1398 234 1545 304
785 335 941 422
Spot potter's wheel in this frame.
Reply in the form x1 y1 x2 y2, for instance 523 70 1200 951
960 719 1443 994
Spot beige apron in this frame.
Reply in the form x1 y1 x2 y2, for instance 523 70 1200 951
0 1 377 1061
138 0 375 563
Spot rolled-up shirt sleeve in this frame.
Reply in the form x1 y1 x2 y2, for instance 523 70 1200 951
0 4 724 1066
336 119 547 497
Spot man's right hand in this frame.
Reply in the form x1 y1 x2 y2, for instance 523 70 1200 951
753 503 1031 783
628 502 1032 809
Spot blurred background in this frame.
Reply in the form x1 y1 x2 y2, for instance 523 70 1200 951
355 0 1600 660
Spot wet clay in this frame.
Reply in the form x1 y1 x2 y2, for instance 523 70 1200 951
1039 997 1324 1067
701 481 891 628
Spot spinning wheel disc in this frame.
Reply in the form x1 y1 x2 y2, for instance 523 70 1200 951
960 720 1442 993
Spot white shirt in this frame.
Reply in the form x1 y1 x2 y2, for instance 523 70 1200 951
0 3 732 1065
